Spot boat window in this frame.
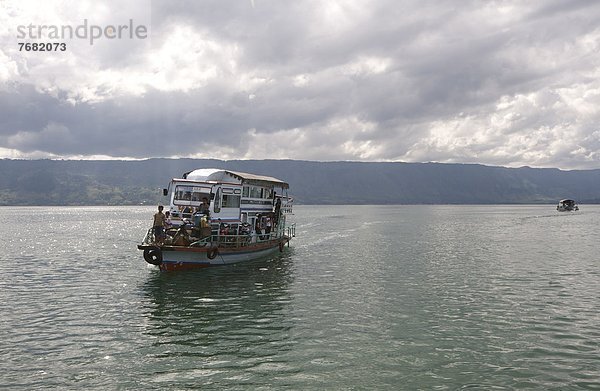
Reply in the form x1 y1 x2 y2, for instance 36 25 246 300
174 185 211 206
222 195 241 208
247 186 270 198
243 186 249 197
249 186 258 198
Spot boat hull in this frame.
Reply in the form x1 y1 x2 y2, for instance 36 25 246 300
138 237 288 271
557 199 578 212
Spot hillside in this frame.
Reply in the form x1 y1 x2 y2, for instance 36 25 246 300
1 159 599 205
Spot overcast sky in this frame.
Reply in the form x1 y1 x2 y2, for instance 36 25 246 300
1 0 600 169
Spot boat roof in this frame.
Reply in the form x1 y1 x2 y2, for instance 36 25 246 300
559 199 576 203
182 168 289 189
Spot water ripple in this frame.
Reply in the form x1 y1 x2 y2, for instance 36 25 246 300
1 205 600 389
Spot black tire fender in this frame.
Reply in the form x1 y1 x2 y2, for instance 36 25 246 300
143 247 163 265
207 247 219 260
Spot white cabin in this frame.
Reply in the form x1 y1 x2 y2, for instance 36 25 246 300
164 168 292 230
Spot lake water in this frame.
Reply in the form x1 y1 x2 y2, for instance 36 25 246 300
1 205 599 389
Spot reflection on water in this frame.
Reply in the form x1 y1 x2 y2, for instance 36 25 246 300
137 255 297 387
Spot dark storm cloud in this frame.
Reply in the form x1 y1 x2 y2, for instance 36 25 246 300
2 0 600 167
0 83 342 157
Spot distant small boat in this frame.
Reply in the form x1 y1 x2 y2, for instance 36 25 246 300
557 199 579 212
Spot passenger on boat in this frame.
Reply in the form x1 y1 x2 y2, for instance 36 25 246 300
274 198 281 226
199 197 210 215
153 205 167 244
192 209 202 227
265 215 272 239
219 220 230 236
240 222 251 235
171 224 191 246
255 216 265 240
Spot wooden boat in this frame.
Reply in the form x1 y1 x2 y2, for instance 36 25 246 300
138 169 294 271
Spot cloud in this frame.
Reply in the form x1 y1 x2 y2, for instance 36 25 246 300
1 0 600 169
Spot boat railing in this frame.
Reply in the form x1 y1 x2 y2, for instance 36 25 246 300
287 223 296 238
210 222 285 246
142 220 293 249
164 222 281 247
142 227 155 245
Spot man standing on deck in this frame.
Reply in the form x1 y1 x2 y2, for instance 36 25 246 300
199 197 210 215
153 205 166 245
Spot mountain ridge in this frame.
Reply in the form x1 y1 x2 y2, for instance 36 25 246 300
1 158 599 205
